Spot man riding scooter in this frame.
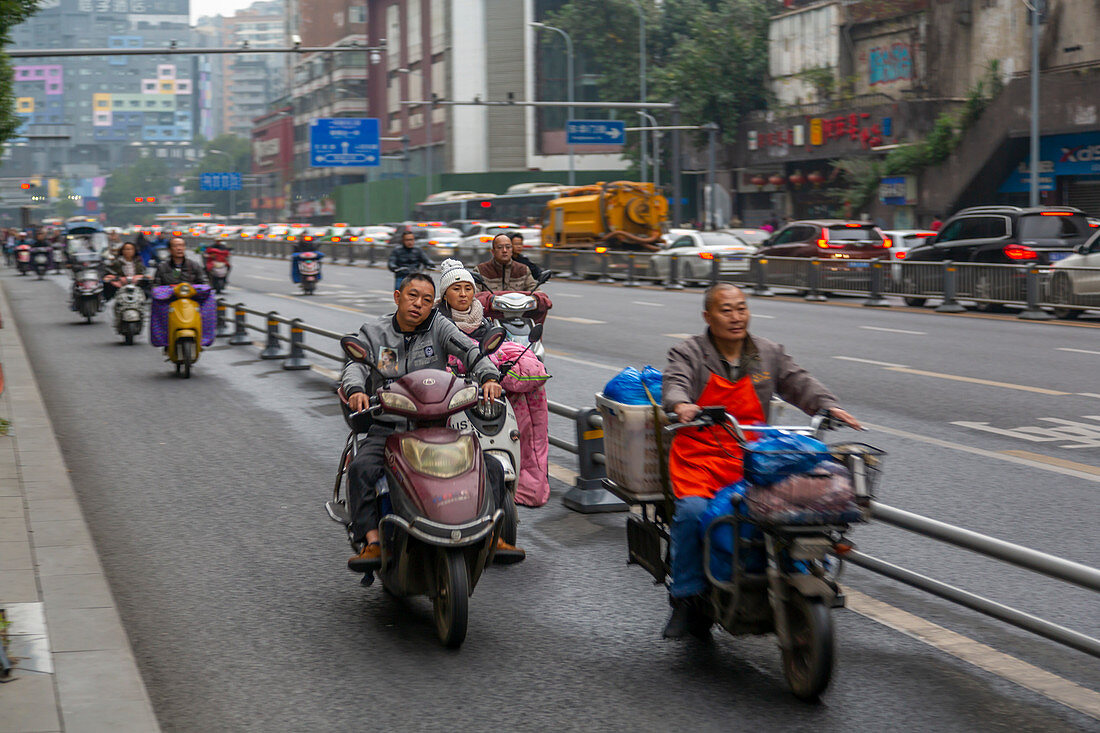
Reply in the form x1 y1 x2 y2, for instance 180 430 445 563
388 229 433 291
342 272 525 571
153 237 206 286
660 283 861 639
476 234 537 293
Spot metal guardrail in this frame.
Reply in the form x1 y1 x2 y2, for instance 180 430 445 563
216 297 1100 660
196 235 1100 320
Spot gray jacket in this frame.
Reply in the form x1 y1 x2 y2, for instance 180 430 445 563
341 310 500 418
663 331 839 422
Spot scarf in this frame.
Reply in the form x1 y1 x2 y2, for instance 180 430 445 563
450 298 484 334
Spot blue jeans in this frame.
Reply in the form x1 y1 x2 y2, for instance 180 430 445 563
670 496 710 598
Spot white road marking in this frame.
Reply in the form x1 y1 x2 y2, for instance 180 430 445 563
865 421 1100 483
859 325 926 335
753 314 776 319
555 293 581 298
265 292 376 315
846 589 1100 721
664 333 694 340
1079 393 1100 400
543 350 621 372
885 367 1070 396
632 301 662 307
833 356 909 368
951 416 1100 450
548 315 606 325
1058 347 1100 355
247 275 283 282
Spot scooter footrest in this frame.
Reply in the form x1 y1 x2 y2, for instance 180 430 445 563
324 500 351 526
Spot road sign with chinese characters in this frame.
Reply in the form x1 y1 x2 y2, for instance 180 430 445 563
199 172 242 191
566 120 625 145
309 118 380 167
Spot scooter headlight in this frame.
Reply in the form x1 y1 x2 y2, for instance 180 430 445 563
400 435 475 479
448 385 479 411
379 391 417 414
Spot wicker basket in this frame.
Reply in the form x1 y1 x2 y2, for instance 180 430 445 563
596 392 670 497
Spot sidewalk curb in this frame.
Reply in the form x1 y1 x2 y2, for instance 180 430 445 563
0 279 161 732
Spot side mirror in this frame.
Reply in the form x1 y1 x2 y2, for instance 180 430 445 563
1078 242 1091 255
528 322 544 343
340 335 371 364
480 326 506 356
537 269 553 285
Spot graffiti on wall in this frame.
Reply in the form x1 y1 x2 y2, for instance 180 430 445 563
868 42 914 86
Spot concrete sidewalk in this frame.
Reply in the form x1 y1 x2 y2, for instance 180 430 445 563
0 281 160 732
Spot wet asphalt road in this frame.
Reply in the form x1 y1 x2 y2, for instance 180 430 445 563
3 256 1098 732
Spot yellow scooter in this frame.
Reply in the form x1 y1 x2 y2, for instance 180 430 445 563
166 282 203 378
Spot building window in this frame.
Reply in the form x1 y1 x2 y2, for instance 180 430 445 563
348 5 365 23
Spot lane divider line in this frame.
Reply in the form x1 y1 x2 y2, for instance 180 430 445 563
548 315 607 325
883 367 1070 396
1079 393 1100 400
264 292 372 315
543 350 622 372
859 325 926 335
833 356 909 368
541 458 1100 719
845 589 1100 721
998 450 1100 476
1058 347 1100 356
632 301 662 307
863 422 1100 483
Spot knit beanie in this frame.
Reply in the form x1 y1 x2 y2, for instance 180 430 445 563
439 258 475 294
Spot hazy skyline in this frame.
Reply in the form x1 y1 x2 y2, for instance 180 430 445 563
191 0 268 23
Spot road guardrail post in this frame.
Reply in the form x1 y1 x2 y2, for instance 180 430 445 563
666 254 684 290
597 250 614 283
569 251 583 280
805 258 826 301
561 408 626 514
229 303 251 345
624 253 638 287
751 255 774 296
1019 266 1053 320
215 299 232 337
366 242 376 267
709 253 720 286
260 311 290 359
346 245 356 266
863 260 889 307
282 318 310 370
935 261 966 313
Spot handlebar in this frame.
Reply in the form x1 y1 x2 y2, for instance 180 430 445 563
663 409 843 445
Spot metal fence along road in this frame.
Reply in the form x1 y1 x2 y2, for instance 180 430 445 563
216 296 1100 661
197 236 1100 320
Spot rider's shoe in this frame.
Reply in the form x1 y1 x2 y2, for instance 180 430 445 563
348 542 382 572
662 596 696 639
688 603 713 641
491 537 526 565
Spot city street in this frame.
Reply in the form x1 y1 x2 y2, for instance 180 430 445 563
2 254 1098 731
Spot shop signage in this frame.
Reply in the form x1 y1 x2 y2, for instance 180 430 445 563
749 112 885 154
997 131 1100 193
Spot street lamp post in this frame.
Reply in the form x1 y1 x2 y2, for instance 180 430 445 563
399 64 433 198
207 148 235 220
531 21 575 186
701 122 719 231
628 0 647 183
636 110 660 188
1025 0 1041 206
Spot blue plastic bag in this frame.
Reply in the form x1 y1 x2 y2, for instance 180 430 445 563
743 433 830 486
699 481 766 578
603 366 662 405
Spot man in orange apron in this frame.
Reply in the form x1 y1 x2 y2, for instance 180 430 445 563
661 284 861 639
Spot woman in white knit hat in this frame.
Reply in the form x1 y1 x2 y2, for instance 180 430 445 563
436 258 488 339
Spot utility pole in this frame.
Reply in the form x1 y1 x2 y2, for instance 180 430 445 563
1028 0 1041 206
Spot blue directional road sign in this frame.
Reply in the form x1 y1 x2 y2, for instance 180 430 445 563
200 172 242 191
566 119 625 145
309 117 381 167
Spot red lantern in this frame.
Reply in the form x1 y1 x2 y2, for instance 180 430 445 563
789 171 806 186
751 175 767 187
807 171 825 185
768 174 786 187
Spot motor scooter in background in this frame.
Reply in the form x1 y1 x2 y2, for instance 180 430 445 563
204 243 231 293
473 270 552 360
31 243 53 279
328 330 511 648
106 273 148 345
292 250 323 295
15 243 31 275
69 251 104 323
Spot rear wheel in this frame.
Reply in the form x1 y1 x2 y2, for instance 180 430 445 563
124 331 134 345
781 592 834 702
1050 274 1080 320
433 549 469 648
903 296 927 307
501 489 518 547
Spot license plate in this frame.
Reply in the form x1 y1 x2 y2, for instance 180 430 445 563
34 255 46 263
847 261 870 268
1048 251 1072 262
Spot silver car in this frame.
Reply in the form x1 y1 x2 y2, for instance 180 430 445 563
1049 229 1100 319
649 231 756 284
881 229 936 280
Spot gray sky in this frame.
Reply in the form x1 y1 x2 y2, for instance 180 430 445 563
191 0 260 23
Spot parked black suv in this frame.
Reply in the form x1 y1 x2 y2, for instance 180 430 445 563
900 206 1095 309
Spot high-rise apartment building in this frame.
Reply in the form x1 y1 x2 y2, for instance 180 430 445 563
218 0 288 137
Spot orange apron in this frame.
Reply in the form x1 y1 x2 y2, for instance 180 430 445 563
668 372 766 499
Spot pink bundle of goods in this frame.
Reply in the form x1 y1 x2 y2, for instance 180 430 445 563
149 284 217 348
746 461 860 525
490 341 551 507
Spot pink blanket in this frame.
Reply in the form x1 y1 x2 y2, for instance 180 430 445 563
491 342 551 506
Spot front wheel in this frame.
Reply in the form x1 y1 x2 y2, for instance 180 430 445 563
433 549 469 648
124 331 134 345
176 339 196 379
903 296 927 307
781 592 834 701
1050 275 1081 320
500 489 518 547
